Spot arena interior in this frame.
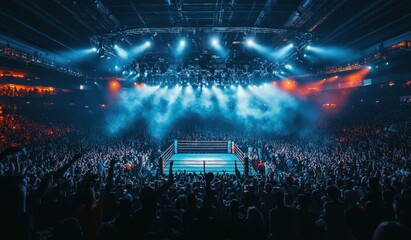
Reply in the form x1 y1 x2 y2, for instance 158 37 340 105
0 1 411 239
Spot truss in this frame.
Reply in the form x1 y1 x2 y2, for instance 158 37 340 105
90 27 312 42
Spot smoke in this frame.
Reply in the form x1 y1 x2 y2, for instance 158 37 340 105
105 84 317 139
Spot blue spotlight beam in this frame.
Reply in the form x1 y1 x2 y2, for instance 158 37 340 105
245 40 295 61
308 45 354 62
176 38 187 54
114 45 128 59
272 44 294 58
210 37 228 58
130 41 151 57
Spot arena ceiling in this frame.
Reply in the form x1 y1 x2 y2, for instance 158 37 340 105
0 0 410 79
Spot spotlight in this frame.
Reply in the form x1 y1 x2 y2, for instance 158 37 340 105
368 66 372 69
145 41 151 47
306 45 311 51
211 38 219 47
113 45 128 58
285 64 292 69
289 43 294 48
385 62 389 65
92 47 97 52
303 54 307 57
246 39 254 46
176 39 187 54
179 39 186 47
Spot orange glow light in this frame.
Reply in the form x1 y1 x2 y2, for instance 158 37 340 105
0 70 26 78
109 80 121 91
133 82 145 88
279 79 297 92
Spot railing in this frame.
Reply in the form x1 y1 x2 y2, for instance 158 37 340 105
234 145 245 165
177 140 228 153
160 144 174 169
234 144 257 176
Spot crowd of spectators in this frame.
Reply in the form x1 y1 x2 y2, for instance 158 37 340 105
0 113 76 150
0 102 410 240
0 85 56 98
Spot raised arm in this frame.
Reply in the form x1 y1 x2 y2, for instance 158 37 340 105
53 153 82 180
155 160 174 196
202 172 214 210
104 158 117 194
34 153 82 203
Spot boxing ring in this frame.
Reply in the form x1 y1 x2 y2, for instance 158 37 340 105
160 140 246 174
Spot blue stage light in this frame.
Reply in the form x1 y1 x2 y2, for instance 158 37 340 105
176 39 187 54
211 38 219 47
246 39 255 47
114 45 128 59
179 39 186 47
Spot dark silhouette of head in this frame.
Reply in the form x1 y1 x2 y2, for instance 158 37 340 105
229 199 239 218
246 206 264 226
140 186 156 210
119 198 132 216
297 194 311 211
394 194 411 228
274 190 285 207
186 192 197 210
52 218 84 240
326 185 340 201
368 177 380 191
373 221 410 240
